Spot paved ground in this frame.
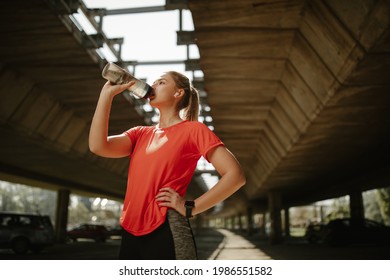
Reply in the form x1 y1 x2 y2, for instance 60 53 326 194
1 228 389 260
197 229 390 260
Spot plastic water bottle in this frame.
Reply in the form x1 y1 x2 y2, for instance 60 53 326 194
102 62 153 99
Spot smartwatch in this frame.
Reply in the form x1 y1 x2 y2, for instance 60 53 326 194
184 200 195 218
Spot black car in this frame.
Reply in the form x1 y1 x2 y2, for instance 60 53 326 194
0 212 55 254
305 222 326 243
323 218 390 246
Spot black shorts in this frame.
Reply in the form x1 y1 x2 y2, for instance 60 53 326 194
119 210 198 260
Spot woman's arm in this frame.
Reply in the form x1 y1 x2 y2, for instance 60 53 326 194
89 81 134 158
192 146 246 215
156 146 246 216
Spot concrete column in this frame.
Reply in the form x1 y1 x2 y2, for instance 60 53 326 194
259 213 267 239
221 218 225 228
320 205 325 222
284 207 290 237
247 207 253 236
216 218 220 228
55 189 70 243
238 213 243 231
349 190 364 219
268 191 283 244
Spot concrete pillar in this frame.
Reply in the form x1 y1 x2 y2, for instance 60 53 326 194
268 191 283 244
238 213 243 231
284 207 290 237
320 205 325 222
259 213 267 239
55 189 70 243
247 207 253 236
349 190 364 219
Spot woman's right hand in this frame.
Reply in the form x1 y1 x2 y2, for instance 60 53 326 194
101 81 136 98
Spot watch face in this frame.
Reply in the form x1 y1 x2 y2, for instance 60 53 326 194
185 201 195 207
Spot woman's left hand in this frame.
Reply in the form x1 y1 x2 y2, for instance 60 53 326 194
155 187 185 216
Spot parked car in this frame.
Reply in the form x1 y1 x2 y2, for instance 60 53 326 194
67 223 108 242
304 222 326 243
107 225 123 238
0 212 55 254
323 218 390 246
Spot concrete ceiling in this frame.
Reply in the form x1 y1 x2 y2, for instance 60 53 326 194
189 0 390 213
0 0 390 216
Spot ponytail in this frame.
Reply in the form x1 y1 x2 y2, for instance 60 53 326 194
183 86 199 121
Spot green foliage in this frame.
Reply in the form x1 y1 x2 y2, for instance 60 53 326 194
375 187 390 225
0 180 57 223
326 196 350 222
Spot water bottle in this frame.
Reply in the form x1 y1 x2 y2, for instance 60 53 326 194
102 62 153 99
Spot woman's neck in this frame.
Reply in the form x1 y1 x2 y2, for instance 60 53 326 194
157 110 183 128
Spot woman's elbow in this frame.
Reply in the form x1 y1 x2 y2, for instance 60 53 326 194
89 145 100 156
89 145 112 158
237 170 246 188
88 141 104 156
229 167 246 189
89 144 98 155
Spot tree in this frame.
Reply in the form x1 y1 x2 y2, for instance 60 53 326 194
0 180 57 222
326 196 349 221
376 187 390 225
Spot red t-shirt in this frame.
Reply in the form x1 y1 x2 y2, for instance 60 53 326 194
120 120 224 236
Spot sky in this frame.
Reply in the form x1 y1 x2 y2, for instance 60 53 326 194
75 0 202 85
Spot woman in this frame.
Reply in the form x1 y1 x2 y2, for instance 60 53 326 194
89 70 246 259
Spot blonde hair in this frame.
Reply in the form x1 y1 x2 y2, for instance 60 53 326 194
167 71 199 121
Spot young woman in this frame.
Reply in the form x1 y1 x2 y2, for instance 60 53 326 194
89 70 246 259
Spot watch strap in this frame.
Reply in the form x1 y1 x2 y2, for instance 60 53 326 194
184 200 195 218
